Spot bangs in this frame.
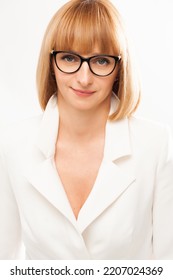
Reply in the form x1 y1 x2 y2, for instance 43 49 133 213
54 0 120 55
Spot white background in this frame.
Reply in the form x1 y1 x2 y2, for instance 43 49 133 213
0 0 173 130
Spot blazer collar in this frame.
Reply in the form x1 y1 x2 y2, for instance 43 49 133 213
104 94 131 161
26 94 134 233
36 94 131 162
36 95 59 158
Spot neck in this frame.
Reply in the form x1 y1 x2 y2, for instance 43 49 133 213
57 97 111 143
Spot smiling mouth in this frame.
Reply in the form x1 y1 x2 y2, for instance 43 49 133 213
71 88 95 96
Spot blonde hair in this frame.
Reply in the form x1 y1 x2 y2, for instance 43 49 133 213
36 0 141 120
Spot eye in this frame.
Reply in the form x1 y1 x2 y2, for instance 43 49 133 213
60 54 79 63
92 56 111 66
97 58 110 65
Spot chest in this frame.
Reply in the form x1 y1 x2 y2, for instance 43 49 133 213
54 142 104 219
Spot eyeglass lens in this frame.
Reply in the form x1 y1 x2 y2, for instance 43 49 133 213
54 52 117 76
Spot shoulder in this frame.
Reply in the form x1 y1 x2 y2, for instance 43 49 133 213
129 115 172 138
128 115 173 154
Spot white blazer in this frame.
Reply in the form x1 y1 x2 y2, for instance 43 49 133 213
0 95 173 260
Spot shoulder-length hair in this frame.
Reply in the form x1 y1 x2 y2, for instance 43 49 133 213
36 0 141 120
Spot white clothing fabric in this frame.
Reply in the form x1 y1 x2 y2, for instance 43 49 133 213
0 95 173 259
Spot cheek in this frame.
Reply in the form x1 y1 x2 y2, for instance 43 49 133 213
54 71 68 88
108 71 119 90
53 62 67 87
102 75 117 91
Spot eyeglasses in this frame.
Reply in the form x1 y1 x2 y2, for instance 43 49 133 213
51 50 121 77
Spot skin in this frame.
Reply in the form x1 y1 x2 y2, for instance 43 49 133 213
53 49 119 219
53 49 119 137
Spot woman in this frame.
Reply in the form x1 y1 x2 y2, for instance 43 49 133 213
0 0 173 259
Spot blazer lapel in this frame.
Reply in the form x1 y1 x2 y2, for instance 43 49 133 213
24 94 135 234
24 95 78 228
25 157 77 227
77 116 136 233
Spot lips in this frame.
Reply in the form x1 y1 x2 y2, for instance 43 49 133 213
71 88 95 96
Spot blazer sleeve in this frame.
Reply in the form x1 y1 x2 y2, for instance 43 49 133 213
153 125 173 259
0 140 23 259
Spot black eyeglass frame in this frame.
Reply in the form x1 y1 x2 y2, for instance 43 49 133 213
51 50 121 77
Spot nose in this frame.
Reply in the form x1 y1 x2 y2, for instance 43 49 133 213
76 61 93 87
